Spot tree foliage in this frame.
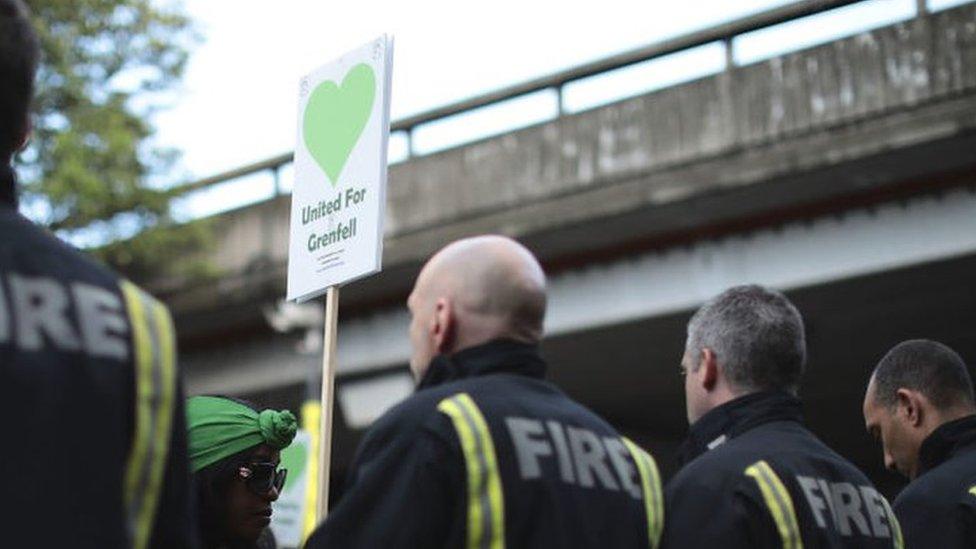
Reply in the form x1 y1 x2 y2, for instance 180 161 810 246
19 0 211 282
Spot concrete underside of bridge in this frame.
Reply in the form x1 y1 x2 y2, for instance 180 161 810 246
239 249 976 500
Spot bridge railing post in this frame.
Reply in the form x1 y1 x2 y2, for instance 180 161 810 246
272 165 281 197
724 37 736 70
175 0 877 209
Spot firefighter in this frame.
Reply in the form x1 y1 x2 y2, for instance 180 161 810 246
662 285 902 548
863 339 976 547
0 1 196 546
306 235 664 548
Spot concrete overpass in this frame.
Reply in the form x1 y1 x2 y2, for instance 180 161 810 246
159 0 976 496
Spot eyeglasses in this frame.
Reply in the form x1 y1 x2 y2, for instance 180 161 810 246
238 462 287 495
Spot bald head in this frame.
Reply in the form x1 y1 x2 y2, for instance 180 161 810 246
407 235 547 378
416 235 547 341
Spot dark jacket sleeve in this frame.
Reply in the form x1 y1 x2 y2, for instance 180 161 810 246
662 472 778 548
893 495 930 548
149 380 200 549
896 490 976 548
305 412 463 548
960 495 976 546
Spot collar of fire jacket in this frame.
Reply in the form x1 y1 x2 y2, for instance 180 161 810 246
677 390 804 466
417 338 547 391
917 413 976 477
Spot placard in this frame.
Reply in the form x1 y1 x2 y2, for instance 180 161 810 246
287 35 394 302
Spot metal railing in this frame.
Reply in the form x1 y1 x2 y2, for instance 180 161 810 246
175 0 924 202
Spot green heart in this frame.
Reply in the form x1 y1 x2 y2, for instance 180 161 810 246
279 437 308 493
303 63 376 186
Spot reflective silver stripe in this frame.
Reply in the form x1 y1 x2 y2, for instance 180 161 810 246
745 460 803 549
878 492 903 549
642 450 664 547
623 438 664 549
437 393 505 549
121 282 176 549
456 397 493 549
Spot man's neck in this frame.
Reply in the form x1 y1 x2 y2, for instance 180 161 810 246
921 406 976 442
913 411 976 478
702 384 748 418
450 330 535 356
940 405 976 424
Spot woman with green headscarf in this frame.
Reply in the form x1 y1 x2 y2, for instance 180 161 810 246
187 396 298 549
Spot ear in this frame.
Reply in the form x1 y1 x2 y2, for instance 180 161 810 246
896 389 923 427
15 117 31 153
17 130 30 153
431 297 455 354
700 347 719 391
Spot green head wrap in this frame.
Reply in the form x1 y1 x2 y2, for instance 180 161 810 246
187 396 298 473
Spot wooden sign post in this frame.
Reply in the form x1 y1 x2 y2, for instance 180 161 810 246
285 35 394 524
317 286 340 518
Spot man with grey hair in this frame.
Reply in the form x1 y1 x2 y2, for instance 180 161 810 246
863 339 976 547
307 235 664 548
662 284 902 548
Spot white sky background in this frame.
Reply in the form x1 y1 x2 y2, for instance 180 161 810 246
152 0 970 219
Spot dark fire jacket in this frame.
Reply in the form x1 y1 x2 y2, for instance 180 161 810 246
306 339 663 549
892 414 976 548
662 391 903 548
1 166 197 548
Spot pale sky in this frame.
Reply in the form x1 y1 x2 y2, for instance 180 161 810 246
150 0 965 218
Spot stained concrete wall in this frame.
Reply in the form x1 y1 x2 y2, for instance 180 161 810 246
384 5 976 238
163 4 976 327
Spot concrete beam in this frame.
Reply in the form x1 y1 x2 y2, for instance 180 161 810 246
183 186 976 394
165 3 976 337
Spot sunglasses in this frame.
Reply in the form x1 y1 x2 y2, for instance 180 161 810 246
238 462 288 495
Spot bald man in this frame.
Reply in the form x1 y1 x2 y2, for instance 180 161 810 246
306 235 664 548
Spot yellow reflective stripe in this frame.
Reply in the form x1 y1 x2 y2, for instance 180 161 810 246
969 485 976 498
137 302 176 549
301 400 322 543
744 460 804 549
438 393 505 549
455 394 505 549
120 281 177 549
623 438 664 549
437 399 483 546
878 492 904 549
122 281 152 526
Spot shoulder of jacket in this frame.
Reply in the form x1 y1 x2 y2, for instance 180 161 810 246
958 483 976 513
669 447 754 495
372 390 440 429
670 432 836 495
897 458 976 508
926 458 976 508
370 383 483 431
893 475 976 530
2 211 123 285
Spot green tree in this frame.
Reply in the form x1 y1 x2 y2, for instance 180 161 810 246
18 0 211 283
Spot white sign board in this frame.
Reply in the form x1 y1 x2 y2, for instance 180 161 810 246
287 35 394 302
269 430 311 548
